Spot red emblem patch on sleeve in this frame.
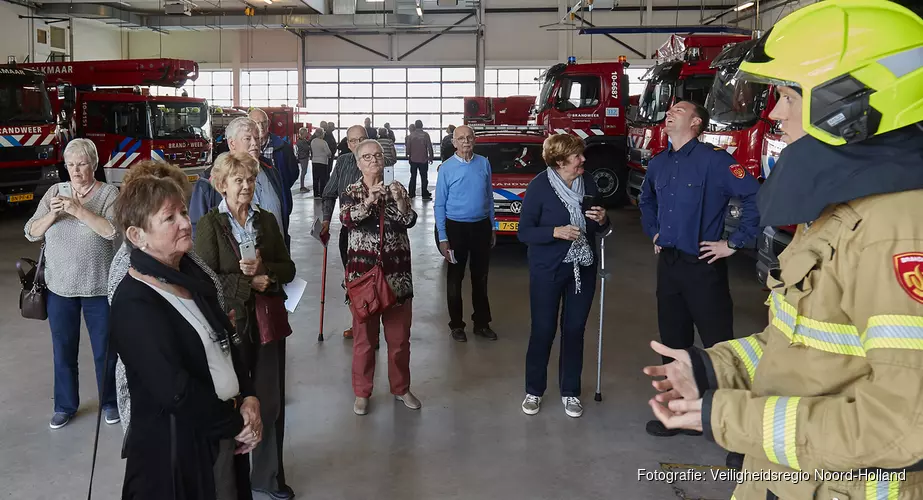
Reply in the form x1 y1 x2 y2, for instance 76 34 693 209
893 252 923 304
730 164 746 179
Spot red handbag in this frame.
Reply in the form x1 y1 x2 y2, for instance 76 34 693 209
345 204 396 322
220 221 292 345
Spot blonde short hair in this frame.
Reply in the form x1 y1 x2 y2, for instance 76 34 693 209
63 138 99 168
121 160 191 200
210 152 260 193
542 134 586 168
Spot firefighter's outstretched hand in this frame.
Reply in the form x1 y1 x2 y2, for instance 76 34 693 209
642 341 700 401
649 398 703 432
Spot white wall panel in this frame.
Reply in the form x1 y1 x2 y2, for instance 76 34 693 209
129 30 236 63
0 2 32 63
71 19 123 60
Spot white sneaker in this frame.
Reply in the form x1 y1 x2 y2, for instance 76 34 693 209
521 394 542 415
354 397 369 415
562 397 583 418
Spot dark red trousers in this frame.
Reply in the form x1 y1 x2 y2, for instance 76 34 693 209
351 300 412 398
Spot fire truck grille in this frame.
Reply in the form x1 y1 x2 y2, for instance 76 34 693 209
0 147 39 163
0 166 42 186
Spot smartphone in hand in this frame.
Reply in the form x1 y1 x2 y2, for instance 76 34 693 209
581 194 602 213
58 183 72 198
383 166 395 185
239 240 257 261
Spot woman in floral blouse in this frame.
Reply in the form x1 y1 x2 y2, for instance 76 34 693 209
341 139 420 416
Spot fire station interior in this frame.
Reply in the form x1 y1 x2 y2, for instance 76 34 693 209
0 1 840 499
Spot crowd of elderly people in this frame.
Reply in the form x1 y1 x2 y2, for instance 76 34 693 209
23 107 611 498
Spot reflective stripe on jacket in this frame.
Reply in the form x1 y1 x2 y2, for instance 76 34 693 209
700 189 923 499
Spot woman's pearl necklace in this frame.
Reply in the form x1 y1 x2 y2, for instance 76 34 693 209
74 181 97 198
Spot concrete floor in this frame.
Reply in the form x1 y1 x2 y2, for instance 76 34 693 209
0 163 770 500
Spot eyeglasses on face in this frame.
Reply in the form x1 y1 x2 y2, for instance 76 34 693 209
454 136 475 143
360 152 384 161
348 137 364 144
65 161 92 169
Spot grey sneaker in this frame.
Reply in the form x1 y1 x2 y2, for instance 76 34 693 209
104 407 120 425
521 394 542 415
562 397 583 418
49 412 72 430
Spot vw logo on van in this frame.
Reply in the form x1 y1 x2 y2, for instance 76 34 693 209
510 200 523 214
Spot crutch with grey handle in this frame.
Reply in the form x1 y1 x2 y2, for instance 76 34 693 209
595 226 613 402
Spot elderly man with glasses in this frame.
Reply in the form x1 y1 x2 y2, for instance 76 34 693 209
435 125 498 343
321 124 368 339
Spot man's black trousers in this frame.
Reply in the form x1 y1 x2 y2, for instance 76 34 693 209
445 218 492 330
656 248 734 363
408 162 430 197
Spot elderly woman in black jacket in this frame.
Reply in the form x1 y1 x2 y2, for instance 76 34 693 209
110 175 261 500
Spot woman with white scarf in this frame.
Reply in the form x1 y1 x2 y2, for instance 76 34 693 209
517 134 609 418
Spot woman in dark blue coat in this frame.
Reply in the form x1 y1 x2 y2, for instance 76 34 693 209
517 134 610 418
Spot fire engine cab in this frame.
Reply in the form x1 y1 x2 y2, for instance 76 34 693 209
625 33 751 203
464 56 633 206
0 66 59 204
21 59 211 186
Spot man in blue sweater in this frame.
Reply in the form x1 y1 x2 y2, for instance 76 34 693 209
435 125 498 342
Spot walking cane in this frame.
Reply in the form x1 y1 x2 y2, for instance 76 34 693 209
595 227 613 402
318 244 328 342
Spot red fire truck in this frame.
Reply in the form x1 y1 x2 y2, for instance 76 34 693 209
625 33 751 203
21 59 211 186
464 57 633 206
700 38 776 250
0 66 60 205
696 39 794 279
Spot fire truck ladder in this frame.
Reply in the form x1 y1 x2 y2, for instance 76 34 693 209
20 59 199 88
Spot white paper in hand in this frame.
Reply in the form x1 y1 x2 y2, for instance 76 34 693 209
309 217 324 243
283 277 308 313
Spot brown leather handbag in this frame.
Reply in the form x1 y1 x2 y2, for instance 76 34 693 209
345 204 396 322
17 244 47 321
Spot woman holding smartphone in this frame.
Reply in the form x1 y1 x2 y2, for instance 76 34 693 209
516 133 609 418
24 138 120 430
195 151 298 499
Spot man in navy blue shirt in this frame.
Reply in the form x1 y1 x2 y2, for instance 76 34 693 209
435 125 498 342
638 101 760 437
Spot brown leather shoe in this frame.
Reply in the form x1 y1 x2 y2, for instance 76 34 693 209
343 328 353 339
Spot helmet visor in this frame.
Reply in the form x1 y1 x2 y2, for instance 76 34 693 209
731 68 802 90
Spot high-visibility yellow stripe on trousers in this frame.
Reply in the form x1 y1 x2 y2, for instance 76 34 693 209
866 478 900 500
762 396 801 470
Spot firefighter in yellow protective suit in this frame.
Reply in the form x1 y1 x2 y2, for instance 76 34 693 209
643 1 923 499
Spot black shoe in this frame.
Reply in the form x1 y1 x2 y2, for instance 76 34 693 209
450 328 467 342
726 452 744 470
473 326 498 340
645 419 703 437
253 486 295 499
422 192 432 200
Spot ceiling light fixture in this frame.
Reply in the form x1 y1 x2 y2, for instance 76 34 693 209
263 0 272 4
734 1 755 11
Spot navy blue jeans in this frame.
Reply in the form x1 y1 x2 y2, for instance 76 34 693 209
47 292 116 415
525 262 597 398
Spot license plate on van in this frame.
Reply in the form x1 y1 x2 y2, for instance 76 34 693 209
496 221 519 232
7 193 33 203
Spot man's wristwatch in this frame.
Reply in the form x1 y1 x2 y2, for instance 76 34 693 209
727 240 740 250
